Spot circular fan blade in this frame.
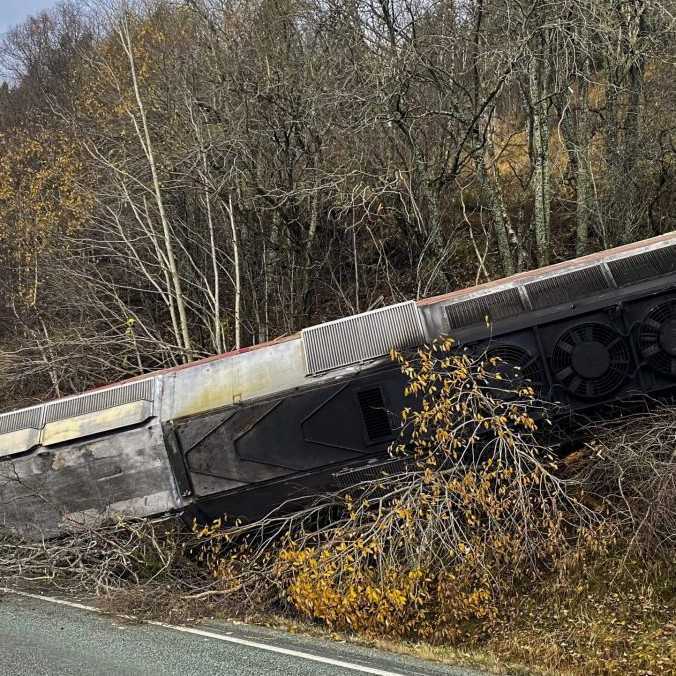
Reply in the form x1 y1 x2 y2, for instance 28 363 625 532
638 300 676 378
642 344 660 357
556 366 573 380
551 322 630 399
558 341 574 354
482 344 544 395
569 375 582 394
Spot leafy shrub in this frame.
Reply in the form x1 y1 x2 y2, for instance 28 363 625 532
202 340 602 640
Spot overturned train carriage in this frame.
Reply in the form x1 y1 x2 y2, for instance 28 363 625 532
1 234 675 536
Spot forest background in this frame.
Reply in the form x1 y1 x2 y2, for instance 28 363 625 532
0 0 674 411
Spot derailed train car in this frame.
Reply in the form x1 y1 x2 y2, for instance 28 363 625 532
1 234 674 536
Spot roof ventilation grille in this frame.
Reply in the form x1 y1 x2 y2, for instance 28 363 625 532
44 379 155 424
302 301 425 375
444 287 524 330
607 245 676 287
0 406 44 436
526 266 609 310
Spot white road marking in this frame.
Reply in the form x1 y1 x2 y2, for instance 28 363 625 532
0 587 406 676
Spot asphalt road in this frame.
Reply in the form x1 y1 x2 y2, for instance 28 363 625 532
0 589 485 676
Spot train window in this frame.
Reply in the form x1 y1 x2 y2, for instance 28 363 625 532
357 387 393 443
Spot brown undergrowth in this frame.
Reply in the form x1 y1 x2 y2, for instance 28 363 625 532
490 553 676 675
2 341 674 674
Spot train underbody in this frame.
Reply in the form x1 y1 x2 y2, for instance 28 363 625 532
1 234 674 537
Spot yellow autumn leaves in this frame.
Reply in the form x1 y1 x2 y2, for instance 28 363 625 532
0 129 92 303
199 339 599 642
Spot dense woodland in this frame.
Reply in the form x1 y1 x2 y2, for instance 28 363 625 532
0 0 674 410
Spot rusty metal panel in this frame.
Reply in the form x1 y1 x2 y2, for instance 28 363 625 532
37 380 156 447
302 301 426 375
167 338 310 421
0 429 41 458
0 381 157 459
41 400 155 447
0 422 182 537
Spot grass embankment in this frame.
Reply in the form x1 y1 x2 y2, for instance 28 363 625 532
94 552 676 675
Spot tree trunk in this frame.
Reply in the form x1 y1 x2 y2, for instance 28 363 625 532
528 47 551 268
224 195 242 350
118 17 193 360
559 75 594 257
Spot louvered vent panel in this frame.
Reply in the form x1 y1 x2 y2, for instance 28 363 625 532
444 287 524 330
43 379 155 424
357 388 392 442
0 406 43 436
361 302 424 360
607 245 676 286
333 458 408 489
525 266 609 310
302 301 425 375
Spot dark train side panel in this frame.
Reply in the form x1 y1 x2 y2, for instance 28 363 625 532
167 366 408 521
170 283 676 524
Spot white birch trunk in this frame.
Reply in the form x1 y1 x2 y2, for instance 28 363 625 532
528 49 551 267
117 17 193 360
225 195 241 350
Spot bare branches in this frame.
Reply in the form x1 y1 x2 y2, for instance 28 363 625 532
0 0 674 407
573 406 676 557
0 516 205 595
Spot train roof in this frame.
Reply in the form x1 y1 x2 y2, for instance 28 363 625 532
418 231 675 307
134 231 676 379
2 232 675 413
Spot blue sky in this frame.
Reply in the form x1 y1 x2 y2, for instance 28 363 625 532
0 0 58 35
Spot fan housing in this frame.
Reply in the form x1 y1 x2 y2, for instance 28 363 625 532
551 322 630 399
484 344 542 384
637 300 676 378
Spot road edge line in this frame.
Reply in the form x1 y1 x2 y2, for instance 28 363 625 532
0 586 405 676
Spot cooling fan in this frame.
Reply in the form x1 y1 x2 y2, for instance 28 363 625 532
637 300 676 377
551 322 630 399
484 344 543 385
